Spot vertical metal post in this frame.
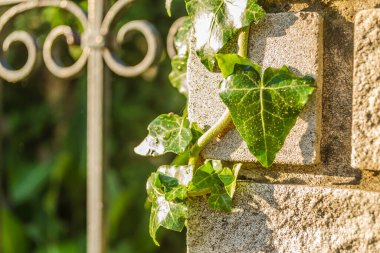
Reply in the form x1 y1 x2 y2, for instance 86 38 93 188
0 2 161 252
87 1 107 252
0 81 3 253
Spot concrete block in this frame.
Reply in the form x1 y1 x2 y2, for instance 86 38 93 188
352 9 380 171
187 183 380 253
188 12 323 165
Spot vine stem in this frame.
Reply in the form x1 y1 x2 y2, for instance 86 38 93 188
238 27 250 57
188 27 250 166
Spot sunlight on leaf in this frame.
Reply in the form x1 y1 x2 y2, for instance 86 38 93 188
146 165 193 245
185 0 265 71
169 17 192 96
218 54 316 167
134 114 193 156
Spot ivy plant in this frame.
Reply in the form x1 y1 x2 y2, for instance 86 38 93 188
136 0 316 245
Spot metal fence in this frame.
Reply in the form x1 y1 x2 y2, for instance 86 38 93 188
0 1 163 252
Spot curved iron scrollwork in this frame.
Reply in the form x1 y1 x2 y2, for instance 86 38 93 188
0 0 162 82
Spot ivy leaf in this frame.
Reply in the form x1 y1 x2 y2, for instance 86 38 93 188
149 196 187 246
146 173 162 202
169 56 188 96
217 163 242 197
166 0 174 16
188 160 239 212
185 0 265 71
157 165 193 186
208 193 232 212
217 168 234 186
146 165 193 245
171 151 190 166
187 161 222 194
216 53 257 78
210 160 223 172
146 165 193 202
134 114 192 157
174 17 192 58
190 122 204 144
158 174 179 192
219 55 316 167
165 185 188 201
169 18 192 96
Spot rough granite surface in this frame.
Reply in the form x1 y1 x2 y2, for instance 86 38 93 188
187 2 380 253
352 9 380 171
188 12 323 166
190 0 380 181
187 183 380 253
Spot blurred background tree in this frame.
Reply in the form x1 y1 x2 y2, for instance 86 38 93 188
0 0 187 252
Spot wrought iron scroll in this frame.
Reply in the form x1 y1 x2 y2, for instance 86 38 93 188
0 1 162 253
0 0 161 82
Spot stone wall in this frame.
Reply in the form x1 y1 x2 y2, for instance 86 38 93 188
187 1 380 252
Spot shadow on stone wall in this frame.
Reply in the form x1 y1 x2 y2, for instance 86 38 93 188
187 184 280 253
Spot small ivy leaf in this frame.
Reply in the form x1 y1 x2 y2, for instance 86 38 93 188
134 114 193 157
149 201 160 245
208 192 232 212
166 0 174 17
217 168 234 186
174 17 192 58
169 56 188 96
216 53 259 78
185 0 265 71
171 151 190 166
219 59 316 167
146 165 193 202
190 122 204 144
218 163 242 197
147 165 192 245
169 18 192 96
158 174 179 192
157 165 194 186
210 160 223 172
146 173 162 202
188 160 237 212
165 185 188 201
187 161 221 194
149 196 187 246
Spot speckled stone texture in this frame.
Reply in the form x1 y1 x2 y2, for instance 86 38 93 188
188 12 323 165
352 9 380 171
187 183 380 253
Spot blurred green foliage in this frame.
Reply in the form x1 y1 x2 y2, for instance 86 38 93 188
0 0 187 252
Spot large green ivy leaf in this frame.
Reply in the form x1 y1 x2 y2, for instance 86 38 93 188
218 55 316 167
134 114 192 157
169 17 192 96
185 0 265 71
